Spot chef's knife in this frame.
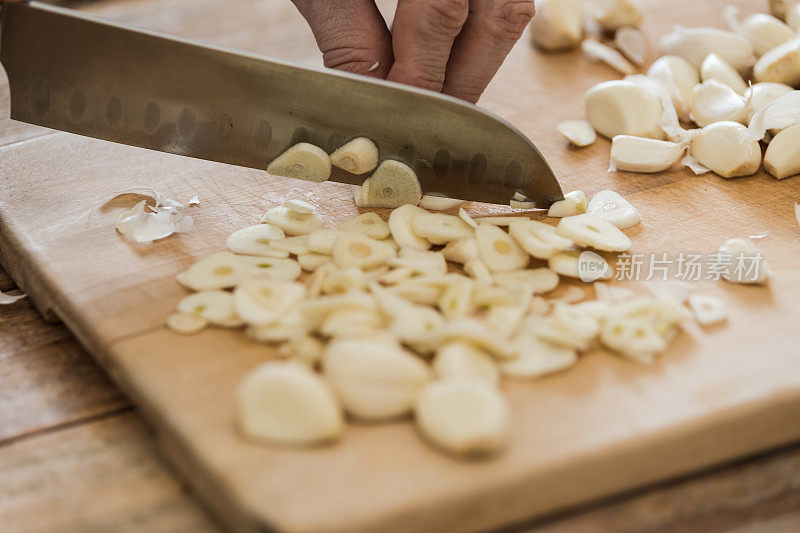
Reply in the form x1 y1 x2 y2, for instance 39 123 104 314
0 1 563 207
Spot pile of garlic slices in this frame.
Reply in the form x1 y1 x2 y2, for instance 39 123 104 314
166 193 760 458
539 1 800 181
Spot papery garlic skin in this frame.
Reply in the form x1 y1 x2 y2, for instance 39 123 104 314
764 124 800 179
689 121 762 178
585 80 664 140
690 80 751 127
530 0 584 52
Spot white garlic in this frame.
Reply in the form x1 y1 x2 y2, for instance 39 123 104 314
557 120 597 147
646 55 700 122
690 80 750 127
615 26 648 66
753 38 800 87
764 124 800 179
530 0 585 52
585 80 664 139
737 13 796 57
689 121 761 178
610 135 686 173
700 53 748 95
590 0 642 31
658 26 756 73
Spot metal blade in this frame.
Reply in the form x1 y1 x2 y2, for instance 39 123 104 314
0 2 563 207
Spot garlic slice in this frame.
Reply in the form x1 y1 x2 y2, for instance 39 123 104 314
585 80 664 140
690 80 750 127
337 212 391 240
279 335 325 367
533 304 601 350
614 27 648 66
458 208 479 229
764 124 800 179
166 312 208 335
493 268 560 295
241 256 303 281
600 315 666 365
464 259 494 285
359 160 422 208
473 216 527 226
586 190 641 229
226 224 286 256
323 336 432 421
330 137 379 175
610 135 686 173
687 294 727 325
176 252 249 290
267 143 332 183
262 206 324 236
389 204 431 250
557 120 597 147
582 39 636 75
176 290 237 323
753 38 800 87
442 237 479 264
437 276 475 319
700 53 748 95
411 212 474 245
237 361 343 445
646 55 701 122
233 279 305 326
548 250 612 280
718 238 771 284
690 121 762 178
391 247 448 275
319 307 383 337
269 235 311 255
332 232 396 269
557 214 632 252
475 224 530 272
737 13 796 57
433 342 499 384
530 0 585 52
306 229 340 254
297 253 331 272
590 0 642 31
502 334 577 378
658 26 756 73
547 190 587 218
321 266 368 294
441 319 517 360
283 199 314 214
418 195 465 211
508 219 573 259
377 266 415 285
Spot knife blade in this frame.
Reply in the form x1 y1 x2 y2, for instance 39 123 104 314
0 2 563 207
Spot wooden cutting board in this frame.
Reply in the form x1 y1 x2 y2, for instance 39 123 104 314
2 0 800 531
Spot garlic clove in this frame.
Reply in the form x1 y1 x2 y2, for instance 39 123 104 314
745 82 795 125
586 189 642 229
585 80 664 139
700 53 748 95
690 121 762 178
737 13 796 57
581 39 637 75
547 190 588 217
646 55 700 122
614 26 648 66
753 38 800 87
329 137 379 175
267 143 332 183
658 26 756 73
764 124 800 179
690 80 751 127
718 238 770 284
530 0 585 52
557 120 597 147
590 0 642 31
610 135 686 173
556 213 633 252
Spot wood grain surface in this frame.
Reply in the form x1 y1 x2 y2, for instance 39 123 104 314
2 0 800 532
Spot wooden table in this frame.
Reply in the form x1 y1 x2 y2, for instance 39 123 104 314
3 0 800 531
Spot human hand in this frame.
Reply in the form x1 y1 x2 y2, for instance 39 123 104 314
291 0 535 104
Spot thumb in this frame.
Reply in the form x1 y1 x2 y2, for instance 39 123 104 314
291 0 393 78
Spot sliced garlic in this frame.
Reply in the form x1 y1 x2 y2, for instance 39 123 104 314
321 266 368 294
483 304 528 339
557 214 632 252
269 235 311 255
377 266 415 285
391 247 448 275
764 124 800 179
297 252 331 272
458 208 479 229
279 335 325 367
533 304 600 350
615 26 648 66
700 53 748 95
226 224 286 257
547 190 587 218
502 334 577 378
746 82 794 125
646 55 701 122
418 195 465 211
585 80 664 140
414 378 509 457
690 80 750 127
433 342 499 384
508 219 573 259
437 276 475 319
411 212 474 245
283 199 314 214
658 26 756 73
610 135 685 173
493 268 560 295
557 120 597 147
473 216 527 226
306 229 340 254
237 361 343 445
359 160 422 208
262 206 324 236
389 204 431 250
753 38 800 87
391 277 447 306
789 4 800 31
718 238 771 284
166 312 208 335
441 318 516 360
586 190 641 229
690 121 762 178
464 259 494 285
300 291 377 328
267 143 332 183
600 315 666 364
548 250 612 280
472 286 516 309
332 232 396 269
582 39 636 76
176 290 236 323
320 307 383 337
175 251 249 290
233 279 305 326
475 224 530 272
241 256 303 281
441 237 479 264
329 137 379 175
590 0 642 31
737 13 796 57
323 336 432 421
687 294 727 325
530 0 584 52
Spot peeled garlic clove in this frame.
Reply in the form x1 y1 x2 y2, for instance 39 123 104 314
690 80 750 127
411 212 474 245
586 189 641 229
557 214 632 252
418 194 465 211
615 26 648 66
508 219 573 259
323 336 432 421
442 237 479 264
609 135 685 173
557 120 597 147
415 378 509 457
700 53 748 95
332 232 396 269
226 224 286 256
262 206 324 236
585 80 664 139
687 294 727 325
530 0 584 52
789 4 800 31
547 190 587 218
690 121 762 178
176 290 236 323
389 204 431 250
241 256 303 281
238 361 343 445
582 39 636 75
166 312 208 335
433 342 499 384
590 0 642 31
548 250 612 280
337 212 391 240
647 55 700 122
475 224 530 272
176 251 249 290
267 143 331 183
753 38 800 87
493 268 560 295
746 82 794 124
738 13 796 57
330 137 379 175
764 124 800 179
359 160 422 208
718 238 771 284
658 26 756 73
502 335 577 378
233 279 305 326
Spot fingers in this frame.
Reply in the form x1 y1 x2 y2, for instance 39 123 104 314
387 0 469 92
291 0 393 78
442 0 535 103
